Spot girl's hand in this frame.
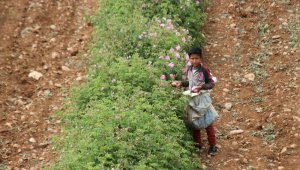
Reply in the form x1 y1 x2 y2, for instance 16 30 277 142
171 81 182 88
191 86 202 93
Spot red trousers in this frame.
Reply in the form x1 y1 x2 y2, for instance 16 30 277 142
193 123 216 146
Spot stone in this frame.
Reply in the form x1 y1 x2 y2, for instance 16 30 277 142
37 142 49 148
50 25 56 30
280 147 287 154
242 158 248 164
255 107 263 113
244 73 255 81
223 88 230 92
28 71 43 80
51 52 59 59
278 166 285 170
232 141 238 145
229 129 244 135
43 64 49 70
272 35 281 39
76 76 84 81
269 112 276 118
54 83 62 87
13 144 20 148
61 66 70 71
224 102 233 110
50 38 56 43
230 23 236 28
293 116 300 122
29 137 36 143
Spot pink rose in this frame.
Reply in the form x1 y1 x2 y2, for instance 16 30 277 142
185 53 189 61
170 74 175 79
168 63 175 68
168 24 174 30
187 61 192 66
170 48 175 53
160 74 166 80
175 52 180 59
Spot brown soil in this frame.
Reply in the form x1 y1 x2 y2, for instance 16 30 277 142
201 0 300 169
0 0 97 169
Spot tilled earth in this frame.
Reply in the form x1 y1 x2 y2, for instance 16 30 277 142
0 0 97 169
201 0 300 169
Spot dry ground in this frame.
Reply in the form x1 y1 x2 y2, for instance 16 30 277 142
201 0 300 169
0 0 97 169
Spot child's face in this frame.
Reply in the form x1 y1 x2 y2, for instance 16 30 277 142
189 54 202 67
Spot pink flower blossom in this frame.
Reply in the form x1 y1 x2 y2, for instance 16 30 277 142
160 23 166 27
182 37 186 43
159 56 164 59
168 63 175 68
187 61 192 66
170 48 175 53
181 68 188 73
160 74 166 80
175 52 180 59
165 56 170 61
185 53 189 61
168 24 174 30
170 74 175 79
176 45 181 51
171 82 177 86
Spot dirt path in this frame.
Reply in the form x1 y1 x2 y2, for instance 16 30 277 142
201 0 300 169
0 0 97 169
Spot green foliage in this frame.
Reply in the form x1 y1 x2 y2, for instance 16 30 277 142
252 123 277 143
91 0 207 59
141 0 208 46
50 0 208 169
51 56 198 169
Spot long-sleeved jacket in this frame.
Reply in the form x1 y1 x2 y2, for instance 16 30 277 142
181 64 215 90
